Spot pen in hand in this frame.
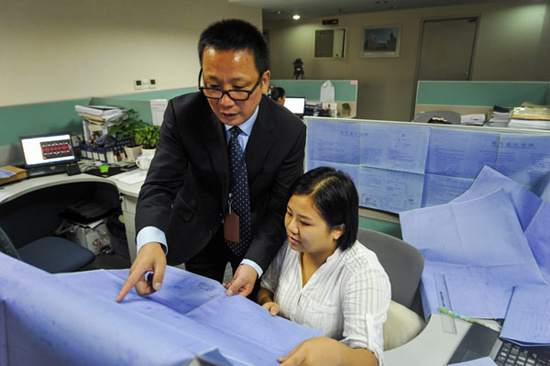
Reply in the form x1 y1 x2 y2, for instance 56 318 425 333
438 307 490 327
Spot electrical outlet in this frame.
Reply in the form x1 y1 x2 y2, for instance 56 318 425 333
149 79 156 89
134 79 150 90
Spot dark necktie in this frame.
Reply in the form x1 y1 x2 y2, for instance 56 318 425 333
226 126 252 256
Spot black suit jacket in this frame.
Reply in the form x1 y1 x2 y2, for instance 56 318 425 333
136 92 306 271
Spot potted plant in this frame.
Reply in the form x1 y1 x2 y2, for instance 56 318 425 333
108 109 147 161
135 124 161 156
341 103 351 117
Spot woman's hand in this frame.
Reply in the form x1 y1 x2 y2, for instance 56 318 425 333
261 301 280 316
278 337 377 366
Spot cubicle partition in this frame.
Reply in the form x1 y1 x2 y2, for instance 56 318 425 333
270 79 358 118
305 116 550 220
414 80 550 116
0 88 197 166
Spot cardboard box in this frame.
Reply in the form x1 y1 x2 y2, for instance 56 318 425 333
0 166 27 186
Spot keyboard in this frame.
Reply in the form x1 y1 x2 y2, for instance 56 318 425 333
26 164 68 178
495 341 550 366
449 323 550 366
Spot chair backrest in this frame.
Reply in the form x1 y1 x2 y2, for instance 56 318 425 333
412 110 460 124
0 226 22 260
357 228 424 312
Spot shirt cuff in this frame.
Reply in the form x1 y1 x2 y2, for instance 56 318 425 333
241 259 263 278
136 226 168 254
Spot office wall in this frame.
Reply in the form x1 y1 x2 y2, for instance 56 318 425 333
0 0 260 165
264 0 550 122
0 0 261 107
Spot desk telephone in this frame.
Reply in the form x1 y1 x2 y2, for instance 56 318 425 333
65 162 82 176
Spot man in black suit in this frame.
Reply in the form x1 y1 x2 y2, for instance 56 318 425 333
117 19 306 302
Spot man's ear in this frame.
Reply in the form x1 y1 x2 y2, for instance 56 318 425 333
261 70 271 93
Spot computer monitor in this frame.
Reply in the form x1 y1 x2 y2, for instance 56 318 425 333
20 133 77 167
284 97 306 116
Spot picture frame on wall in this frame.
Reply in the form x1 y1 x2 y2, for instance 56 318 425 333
361 25 401 58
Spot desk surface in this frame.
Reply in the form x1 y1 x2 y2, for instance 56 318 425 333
385 314 501 365
0 169 146 203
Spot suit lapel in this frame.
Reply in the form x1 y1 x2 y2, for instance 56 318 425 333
200 106 230 199
246 97 275 180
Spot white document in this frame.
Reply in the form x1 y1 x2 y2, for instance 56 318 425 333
116 170 147 184
150 99 168 126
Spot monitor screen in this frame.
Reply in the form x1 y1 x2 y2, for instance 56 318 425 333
284 97 306 115
20 133 76 166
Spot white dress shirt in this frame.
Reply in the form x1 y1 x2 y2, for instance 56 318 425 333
261 240 391 365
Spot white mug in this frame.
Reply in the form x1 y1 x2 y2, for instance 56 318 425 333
135 154 152 170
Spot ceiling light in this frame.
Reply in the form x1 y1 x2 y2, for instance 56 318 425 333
292 14 301 20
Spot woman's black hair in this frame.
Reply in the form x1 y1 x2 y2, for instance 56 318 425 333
290 167 359 250
198 19 269 74
270 87 285 101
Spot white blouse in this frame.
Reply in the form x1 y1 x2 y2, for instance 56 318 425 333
261 240 391 365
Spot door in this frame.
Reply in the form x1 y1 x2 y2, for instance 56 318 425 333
417 17 478 81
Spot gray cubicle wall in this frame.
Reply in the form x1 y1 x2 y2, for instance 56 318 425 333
305 117 550 217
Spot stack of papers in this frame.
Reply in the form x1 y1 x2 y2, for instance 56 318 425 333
487 106 511 127
508 103 550 130
75 104 124 122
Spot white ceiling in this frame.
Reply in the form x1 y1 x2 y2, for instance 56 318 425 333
230 0 506 21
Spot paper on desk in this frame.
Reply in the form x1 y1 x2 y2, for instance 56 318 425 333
0 168 15 178
401 189 545 319
452 166 542 231
500 284 550 346
524 202 550 284
0 254 207 366
533 170 550 203
61 268 321 364
448 356 497 366
0 253 321 366
116 169 147 184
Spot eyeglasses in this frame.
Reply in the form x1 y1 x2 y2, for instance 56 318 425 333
198 68 264 101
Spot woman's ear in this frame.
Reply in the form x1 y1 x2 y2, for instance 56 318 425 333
332 224 345 241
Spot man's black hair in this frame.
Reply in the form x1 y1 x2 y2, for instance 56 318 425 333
270 87 285 101
198 19 269 74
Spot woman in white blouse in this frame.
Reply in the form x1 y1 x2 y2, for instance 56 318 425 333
259 167 391 366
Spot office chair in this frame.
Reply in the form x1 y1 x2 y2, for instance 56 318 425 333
0 226 95 273
357 228 426 350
